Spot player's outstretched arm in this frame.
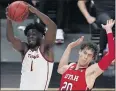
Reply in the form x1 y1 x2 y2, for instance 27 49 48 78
87 19 115 78
27 3 57 61
57 36 84 74
28 4 57 46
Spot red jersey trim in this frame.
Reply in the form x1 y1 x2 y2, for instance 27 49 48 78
44 62 49 90
39 48 54 63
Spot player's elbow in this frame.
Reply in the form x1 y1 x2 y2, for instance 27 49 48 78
6 35 12 42
77 0 86 6
110 54 115 61
57 69 60 73
57 68 62 74
6 35 15 43
109 50 115 61
47 19 57 29
57 67 64 75
77 1 81 7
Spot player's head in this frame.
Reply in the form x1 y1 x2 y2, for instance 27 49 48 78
24 22 45 48
78 42 98 67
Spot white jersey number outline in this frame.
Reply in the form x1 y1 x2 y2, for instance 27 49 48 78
61 82 72 91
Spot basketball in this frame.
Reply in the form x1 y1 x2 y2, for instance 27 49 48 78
7 1 29 22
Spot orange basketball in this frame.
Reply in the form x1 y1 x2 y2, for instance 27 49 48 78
8 1 29 22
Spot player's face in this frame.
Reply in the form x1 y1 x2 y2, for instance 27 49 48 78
27 29 43 48
78 48 94 67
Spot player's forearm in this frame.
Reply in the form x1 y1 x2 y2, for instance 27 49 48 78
34 8 56 27
58 45 72 69
78 0 91 20
98 32 115 70
105 28 114 54
106 33 114 58
34 9 57 44
6 19 15 41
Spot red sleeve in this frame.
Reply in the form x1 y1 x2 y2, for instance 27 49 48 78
98 33 115 70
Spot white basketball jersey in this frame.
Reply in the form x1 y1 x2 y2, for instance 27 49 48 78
20 48 54 90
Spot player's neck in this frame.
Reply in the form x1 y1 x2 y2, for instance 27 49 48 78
30 46 39 52
75 63 88 70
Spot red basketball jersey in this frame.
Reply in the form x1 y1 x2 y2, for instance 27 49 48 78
59 63 90 91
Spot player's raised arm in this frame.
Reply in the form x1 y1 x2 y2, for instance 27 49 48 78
28 4 57 46
6 13 25 52
27 4 57 62
87 19 115 78
57 36 84 74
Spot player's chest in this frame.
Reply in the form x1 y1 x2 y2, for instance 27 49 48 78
63 69 85 82
23 51 47 66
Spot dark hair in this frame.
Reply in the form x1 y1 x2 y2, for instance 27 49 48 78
80 42 99 60
24 22 46 36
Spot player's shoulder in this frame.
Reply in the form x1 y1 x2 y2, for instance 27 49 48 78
68 63 76 69
69 63 76 66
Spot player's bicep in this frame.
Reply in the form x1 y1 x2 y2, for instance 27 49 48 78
87 63 104 78
93 63 104 78
10 37 24 52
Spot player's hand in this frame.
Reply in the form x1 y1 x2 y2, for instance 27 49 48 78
24 2 38 14
32 0 37 6
5 5 11 20
86 15 96 24
68 36 84 49
101 19 115 30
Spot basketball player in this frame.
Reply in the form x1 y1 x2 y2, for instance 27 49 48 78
58 19 115 91
78 0 115 58
6 3 57 90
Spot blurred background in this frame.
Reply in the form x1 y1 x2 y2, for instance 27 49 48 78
0 0 115 90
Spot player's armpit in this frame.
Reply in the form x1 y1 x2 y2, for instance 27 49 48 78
86 63 103 78
40 43 54 62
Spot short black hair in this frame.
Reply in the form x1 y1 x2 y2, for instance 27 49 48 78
80 42 99 60
24 22 46 36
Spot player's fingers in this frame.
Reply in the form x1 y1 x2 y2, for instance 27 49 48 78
110 19 113 23
112 20 115 26
113 20 115 24
101 24 104 28
79 36 84 38
6 16 10 20
109 19 111 24
111 19 114 23
79 36 84 42
5 7 8 12
108 20 110 24
6 3 10 10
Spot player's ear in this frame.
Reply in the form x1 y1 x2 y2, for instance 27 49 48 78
92 56 94 60
93 55 96 60
79 50 82 55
